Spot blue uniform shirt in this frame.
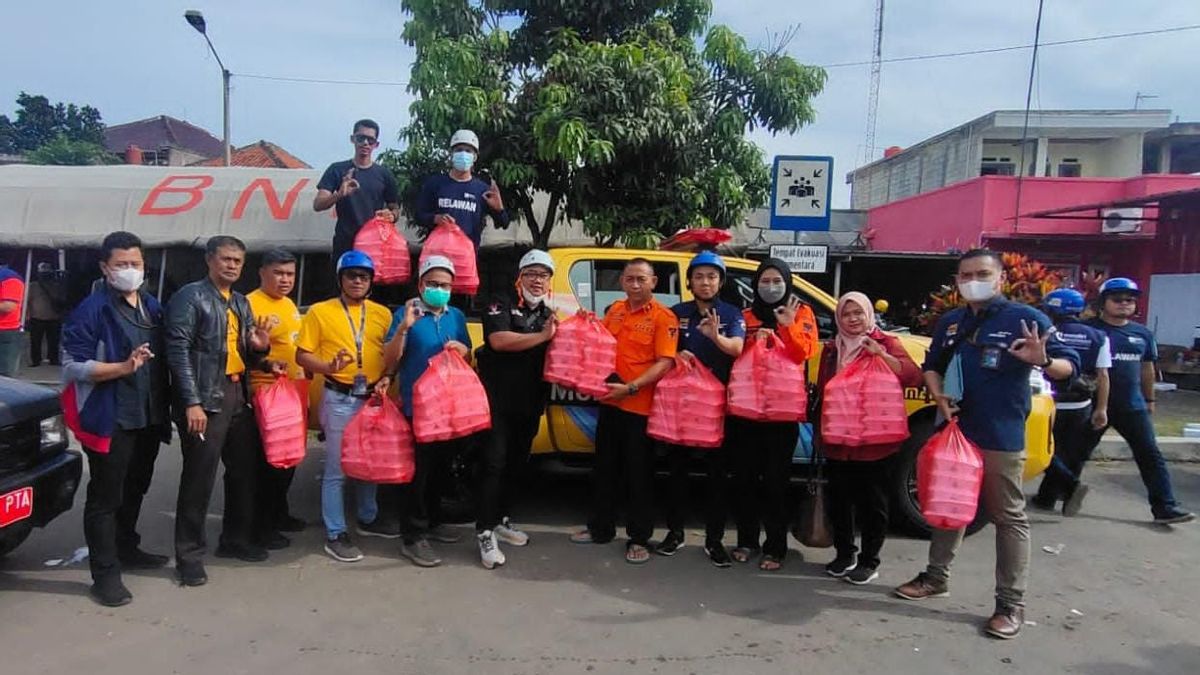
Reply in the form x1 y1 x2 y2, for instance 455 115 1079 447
415 174 510 247
387 302 472 417
1088 319 1156 413
670 299 746 383
1050 319 1111 405
923 297 1079 452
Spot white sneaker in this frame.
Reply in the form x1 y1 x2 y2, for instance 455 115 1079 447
495 518 530 547
478 530 506 570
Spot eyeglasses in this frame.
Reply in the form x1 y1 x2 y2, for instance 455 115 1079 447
520 271 552 281
352 134 379 146
343 271 372 281
423 281 453 291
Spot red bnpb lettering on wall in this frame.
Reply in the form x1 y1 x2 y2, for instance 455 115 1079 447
138 175 315 220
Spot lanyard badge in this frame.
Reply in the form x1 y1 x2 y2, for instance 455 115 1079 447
341 300 370 396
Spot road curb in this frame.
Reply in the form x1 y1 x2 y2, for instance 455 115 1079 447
1091 437 1200 462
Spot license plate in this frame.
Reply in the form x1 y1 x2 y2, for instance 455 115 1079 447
0 487 33 528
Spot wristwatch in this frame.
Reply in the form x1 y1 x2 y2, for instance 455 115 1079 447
627 382 640 395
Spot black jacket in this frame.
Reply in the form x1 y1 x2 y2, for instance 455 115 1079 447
166 278 265 413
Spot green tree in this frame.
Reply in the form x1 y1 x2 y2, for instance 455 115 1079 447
387 0 825 248
26 135 116 166
0 92 107 155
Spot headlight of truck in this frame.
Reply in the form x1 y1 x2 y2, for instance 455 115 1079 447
40 414 67 452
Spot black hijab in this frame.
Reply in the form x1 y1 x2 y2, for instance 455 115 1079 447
750 257 795 329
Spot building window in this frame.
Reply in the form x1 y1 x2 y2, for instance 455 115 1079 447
980 161 1015 176
1057 159 1081 177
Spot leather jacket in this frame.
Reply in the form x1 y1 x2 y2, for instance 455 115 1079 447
166 278 266 413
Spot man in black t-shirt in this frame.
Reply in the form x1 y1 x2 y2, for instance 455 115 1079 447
314 119 401 262
473 249 556 569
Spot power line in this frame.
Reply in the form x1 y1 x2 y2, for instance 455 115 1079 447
819 23 1200 69
235 72 409 86
1013 0 1047 234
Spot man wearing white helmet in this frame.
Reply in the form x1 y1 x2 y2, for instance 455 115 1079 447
384 255 473 567
472 249 558 568
415 129 510 247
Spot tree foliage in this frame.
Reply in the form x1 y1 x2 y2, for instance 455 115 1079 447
916 253 1067 332
27 135 116 166
0 92 108 159
386 0 826 247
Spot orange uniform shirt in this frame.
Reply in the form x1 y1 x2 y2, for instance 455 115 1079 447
601 298 679 416
741 303 818 363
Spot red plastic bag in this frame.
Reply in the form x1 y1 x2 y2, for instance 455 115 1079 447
727 334 808 422
542 312 617 399
420 222 479 294
353 217 411 284
917 419 984 530
342 395 415 483
253 376 308 469
820 355 909 447
648 357 726 448
412 346 492 442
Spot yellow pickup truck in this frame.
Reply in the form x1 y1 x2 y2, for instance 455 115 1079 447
460 247 1056 535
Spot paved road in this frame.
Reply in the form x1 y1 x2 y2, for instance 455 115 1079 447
2 443 1198 675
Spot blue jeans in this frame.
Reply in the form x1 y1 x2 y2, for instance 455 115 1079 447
319 389 378 539
1083 408 1178 515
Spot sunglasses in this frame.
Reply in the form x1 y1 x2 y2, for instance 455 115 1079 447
352 134 379 146
343 271 372 281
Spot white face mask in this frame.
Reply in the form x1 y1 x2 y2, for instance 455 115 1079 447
958 279 998 303
522 289 547 307
108 267 145 293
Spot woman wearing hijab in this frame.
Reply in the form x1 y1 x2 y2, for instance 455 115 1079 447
730 258 819 571
814 292 921 585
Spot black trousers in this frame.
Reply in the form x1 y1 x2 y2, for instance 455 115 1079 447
826 455 894 570
732 418 798 559
664 432 732 546
254 421 297 537
477 411 540 532
1035 405 1093 504
174 380 260 565
588 406 655 546
27 318 61 365
399 435 465 543
83 427 162 582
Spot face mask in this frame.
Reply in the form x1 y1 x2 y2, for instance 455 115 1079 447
451 150 475 172
422 286 451 308
958 280 999 303
758 282 786 304
108 267 144 293
522 289 547 307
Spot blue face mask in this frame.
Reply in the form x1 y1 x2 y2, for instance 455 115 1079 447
451 150 475 172
422 286 451 308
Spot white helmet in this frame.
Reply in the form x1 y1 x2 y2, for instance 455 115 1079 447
518 249 555 275
449 129 479 151
419 255 456 278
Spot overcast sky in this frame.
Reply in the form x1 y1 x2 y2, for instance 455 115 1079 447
2 0 1197 207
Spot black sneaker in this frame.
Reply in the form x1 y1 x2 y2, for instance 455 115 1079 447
257 531 291 551
1062 484 1089 517
278 515 307 533
1153 507 1196 525
704 543 733 568
324 533 364 562
825 554 857 578
90 576 133 607
176 561 208 587
356 518 402 539
215 542 269 562
1028 495 1058 512
656 530 685 556
844 565 879 585
118 547 170 570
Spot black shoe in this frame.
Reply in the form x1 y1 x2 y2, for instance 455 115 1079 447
215 542 269 562
1153 507 1196 525
278 515 307 533
118 547 170 570
257 531 291 551
90 577 132 607
176 561 208 587
704 543 733 568
356 518 402 539
844 565 879 585
656 530 685 557
28 361 42 368
1062 484 1089 517
825 553 857 578
1028 495 1057 512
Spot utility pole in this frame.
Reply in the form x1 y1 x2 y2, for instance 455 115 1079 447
862 0 885 165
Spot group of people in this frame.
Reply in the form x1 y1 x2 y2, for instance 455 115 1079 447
52 121 1192 644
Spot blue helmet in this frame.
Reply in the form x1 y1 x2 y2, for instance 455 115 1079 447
1042 288 1086 316
687 250 726 279
1099 277 1140 297
337 250 375 277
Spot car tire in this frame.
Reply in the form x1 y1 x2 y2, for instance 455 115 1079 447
892 414 988 539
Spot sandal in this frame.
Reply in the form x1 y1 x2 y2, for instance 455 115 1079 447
625 543 651 565
731 546 759 564
758 554 783 572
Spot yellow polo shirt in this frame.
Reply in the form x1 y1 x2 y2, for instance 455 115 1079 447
247 289 304 392
220 289 246 376
296 297 392 385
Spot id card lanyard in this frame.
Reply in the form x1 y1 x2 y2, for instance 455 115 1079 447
340 299 367 372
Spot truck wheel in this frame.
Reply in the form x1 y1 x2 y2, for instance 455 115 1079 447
0 523 32 557
891 416 988 539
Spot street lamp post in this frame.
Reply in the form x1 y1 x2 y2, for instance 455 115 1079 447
184 10 231 167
